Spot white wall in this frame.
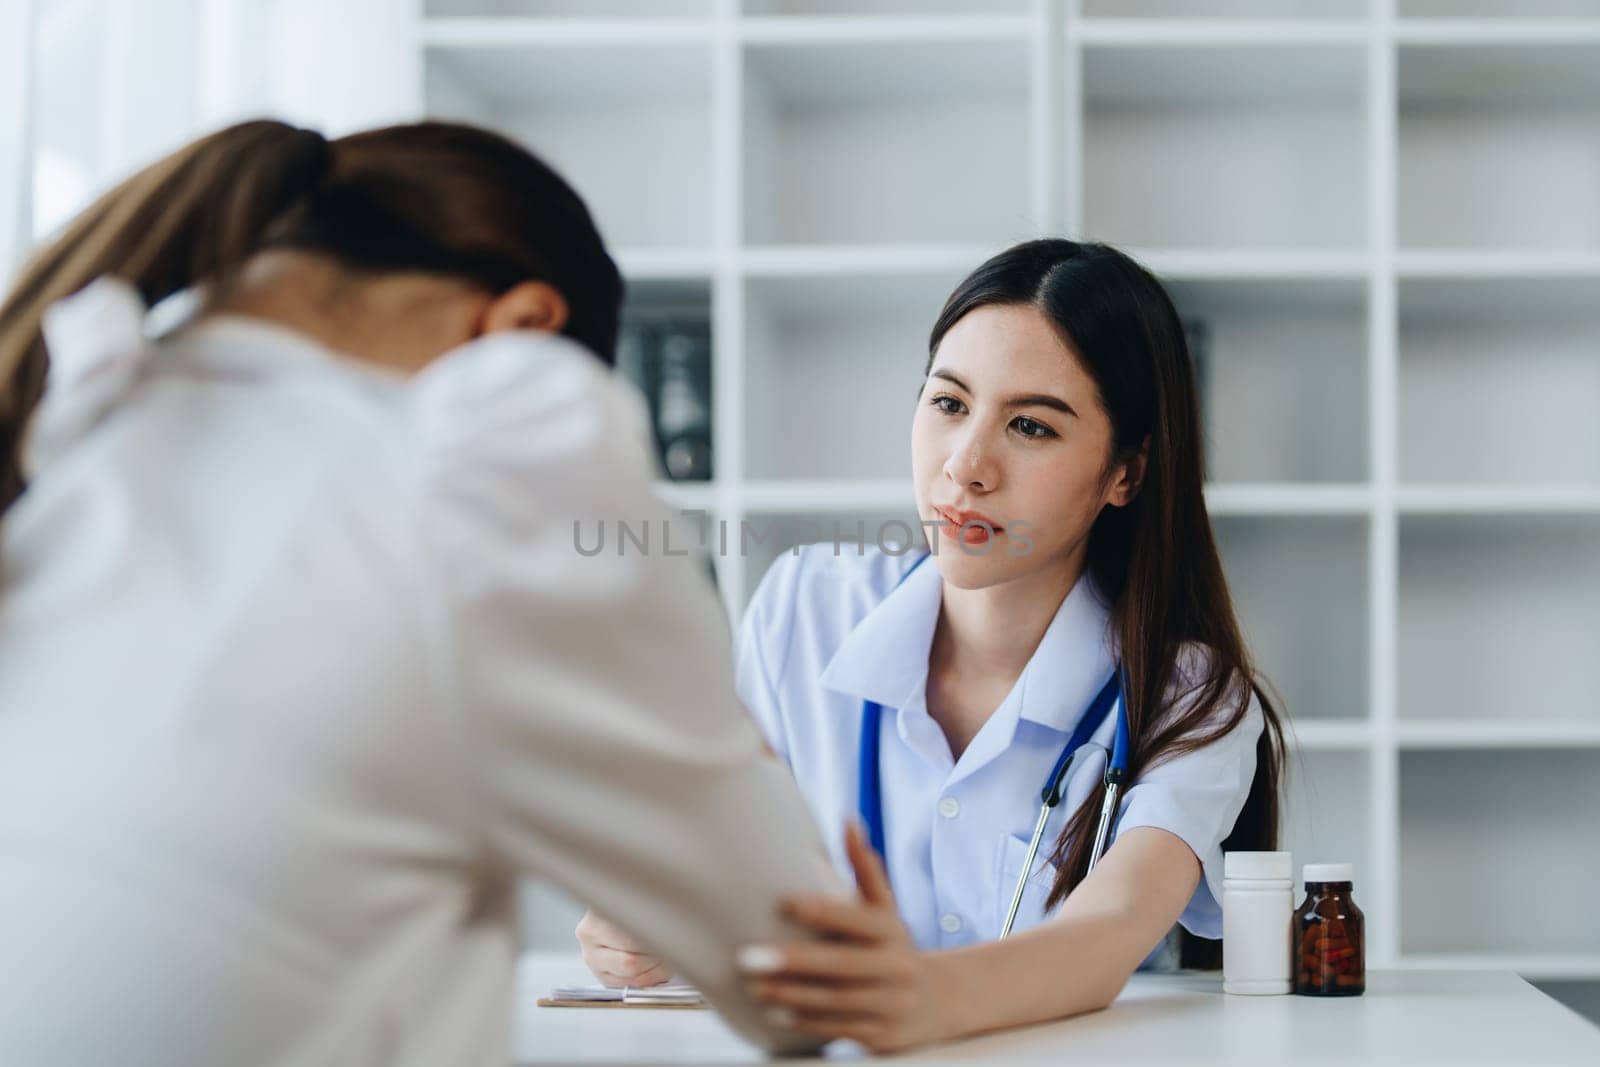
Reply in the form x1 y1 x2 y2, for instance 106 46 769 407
0 0 35 278
9 0 421 273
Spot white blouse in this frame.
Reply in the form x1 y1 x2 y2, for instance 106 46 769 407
0 279 838 1066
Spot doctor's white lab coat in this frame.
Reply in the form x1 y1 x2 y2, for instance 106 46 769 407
0 279 838 1066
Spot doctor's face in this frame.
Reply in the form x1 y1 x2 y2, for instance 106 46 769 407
911 303 1136 591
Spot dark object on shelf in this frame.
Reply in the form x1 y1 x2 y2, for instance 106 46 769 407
1293 865 1365 997
614 321 656 424
614 312 714 482
657 321 714 482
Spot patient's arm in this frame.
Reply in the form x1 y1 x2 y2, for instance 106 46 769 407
415 333 844 1054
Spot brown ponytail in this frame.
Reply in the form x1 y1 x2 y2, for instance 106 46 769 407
0 120 328 512
0 118 624 519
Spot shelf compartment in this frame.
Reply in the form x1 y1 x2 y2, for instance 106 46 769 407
1084 0 1366 16
625 278 714 315
1398 515 1600 722
1205 484 1372 516
1397 720 1600 748
1400 748 1600 956
1398 44 1600 252
620 279 716 484
1287 720 1373 750
742 39 1032 246
1397 954 1600 980
1398 277 1600 486
1395 20 1600 45
743 270 963 481
1213 515 1369 723
1282 748 1371 895
425 40 712 250
615 248 717 281
1400 1 1600 16
1081 43 1368 251
1398 486 1600 516
1529 980 1600 1024
426 0 710 14
1165 278 1367 484
1396 250 1600 278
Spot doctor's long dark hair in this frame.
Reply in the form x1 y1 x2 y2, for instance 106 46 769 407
0 118 621 514
927 240 1287 970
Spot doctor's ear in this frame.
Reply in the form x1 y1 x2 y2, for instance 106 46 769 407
1106 436 1150 509
477 280 569 338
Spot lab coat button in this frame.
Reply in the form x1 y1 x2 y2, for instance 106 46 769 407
939 913 962 934
937 796 960 819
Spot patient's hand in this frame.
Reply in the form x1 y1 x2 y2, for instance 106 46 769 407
575 909 671 988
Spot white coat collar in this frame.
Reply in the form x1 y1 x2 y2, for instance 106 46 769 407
819 551 1120 738
27 277 403 478
169 315 404 386
818 551 944 713
27 277 151 475
1015 571 1120 736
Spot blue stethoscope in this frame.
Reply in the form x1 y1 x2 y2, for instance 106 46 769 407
857 551 1132 939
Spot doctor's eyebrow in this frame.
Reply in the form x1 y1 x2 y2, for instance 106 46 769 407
928 368 1079 419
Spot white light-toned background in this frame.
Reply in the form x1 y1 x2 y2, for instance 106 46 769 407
4 0 1598 1026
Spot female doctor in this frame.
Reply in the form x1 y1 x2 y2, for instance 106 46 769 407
578 239 1288 1050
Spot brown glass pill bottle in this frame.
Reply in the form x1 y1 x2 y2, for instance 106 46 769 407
1293 863 1365 996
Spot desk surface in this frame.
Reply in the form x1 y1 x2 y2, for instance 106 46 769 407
513 954 1600 1065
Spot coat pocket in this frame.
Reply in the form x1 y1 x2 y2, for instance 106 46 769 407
995 832 1061 938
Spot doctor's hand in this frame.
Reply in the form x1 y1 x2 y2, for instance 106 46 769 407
737 821 958 1052
575 910 672 988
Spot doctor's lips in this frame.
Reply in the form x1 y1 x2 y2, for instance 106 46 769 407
933 505 1005 545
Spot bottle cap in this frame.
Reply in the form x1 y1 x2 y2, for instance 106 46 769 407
1303 863 1355 884
1224 851 1292 880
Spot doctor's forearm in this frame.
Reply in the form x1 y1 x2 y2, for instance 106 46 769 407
928 902 1147 1038
930 826 1202 1040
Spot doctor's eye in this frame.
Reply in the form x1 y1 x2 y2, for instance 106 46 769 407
1011 416 1057 440
929 394 966 416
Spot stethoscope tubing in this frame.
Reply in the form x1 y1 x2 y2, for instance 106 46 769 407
999 681 1129 939
853 550 1134 940
860 672 1131 940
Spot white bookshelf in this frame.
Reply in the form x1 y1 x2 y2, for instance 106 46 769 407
402 0 1600 987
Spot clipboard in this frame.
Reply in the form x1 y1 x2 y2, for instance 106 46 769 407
535 996 705 1010
537 984 707 1010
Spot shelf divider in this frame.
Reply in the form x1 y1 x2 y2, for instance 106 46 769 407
1369 0 1403 972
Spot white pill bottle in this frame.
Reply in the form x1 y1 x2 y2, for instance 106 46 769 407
1221 850 1293 995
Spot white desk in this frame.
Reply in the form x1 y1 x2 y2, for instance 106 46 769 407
513 954 1600 1065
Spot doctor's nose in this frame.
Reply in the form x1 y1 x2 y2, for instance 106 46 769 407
943 433 999 493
